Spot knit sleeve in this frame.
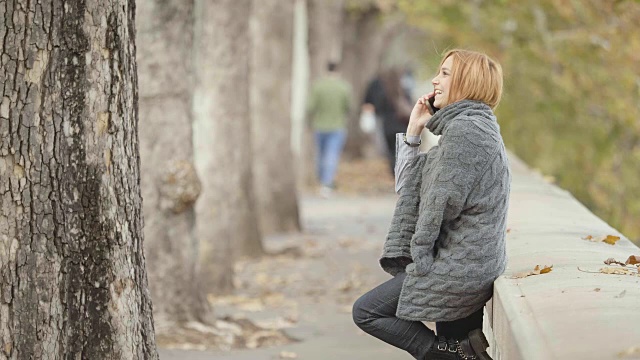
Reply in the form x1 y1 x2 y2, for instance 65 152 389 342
407 120 492 276
380 155 427 276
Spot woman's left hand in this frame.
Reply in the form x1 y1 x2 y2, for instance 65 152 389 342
406 92 435 136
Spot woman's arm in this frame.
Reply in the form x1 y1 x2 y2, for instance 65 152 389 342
395 93 435 192
394 133 420 193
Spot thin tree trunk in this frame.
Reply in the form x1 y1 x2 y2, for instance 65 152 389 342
290 0 311 192
250 0 301 235
192 0 262 295
0 0 158 358
137 0 209 330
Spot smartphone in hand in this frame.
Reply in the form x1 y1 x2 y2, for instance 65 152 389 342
428 96 440 114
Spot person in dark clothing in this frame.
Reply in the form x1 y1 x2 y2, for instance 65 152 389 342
363 68 413 174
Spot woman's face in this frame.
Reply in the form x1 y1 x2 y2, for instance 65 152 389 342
432 56 453 108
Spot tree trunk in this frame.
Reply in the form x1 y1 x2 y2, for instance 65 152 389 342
250 0 301 235
290 0 311 192
192 0 262 295
307 0 345 82
0 0 158 358
137 0 209 330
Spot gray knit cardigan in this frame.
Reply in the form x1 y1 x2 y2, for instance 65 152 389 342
381 100 511 322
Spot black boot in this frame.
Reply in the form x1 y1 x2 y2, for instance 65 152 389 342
425 329 492 360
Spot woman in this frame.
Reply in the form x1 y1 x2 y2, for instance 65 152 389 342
352 49 510 360
363 67 414 175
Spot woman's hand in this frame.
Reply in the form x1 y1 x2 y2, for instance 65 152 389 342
406 92 435 136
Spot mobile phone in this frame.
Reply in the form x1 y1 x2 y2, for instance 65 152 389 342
428 96 440 114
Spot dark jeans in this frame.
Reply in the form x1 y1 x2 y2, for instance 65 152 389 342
352 272 484 359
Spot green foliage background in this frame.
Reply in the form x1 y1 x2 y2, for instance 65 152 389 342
397 0 640 243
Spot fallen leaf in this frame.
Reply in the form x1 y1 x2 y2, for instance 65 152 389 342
539 265 553 274
582 234 621 245
626 255 640 265
599 267 634 275
280 351 298 359
618 346 640 358
602 235 621 245
604 258 627 266
511 265 553 279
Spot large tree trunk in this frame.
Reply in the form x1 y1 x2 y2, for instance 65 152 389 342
0 0 158 358
192 0 262 295
250 0 301 235
137 0 209 330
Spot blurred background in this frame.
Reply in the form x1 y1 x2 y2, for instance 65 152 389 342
135 0 640 357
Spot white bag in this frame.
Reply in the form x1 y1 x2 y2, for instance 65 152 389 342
359 111 376 134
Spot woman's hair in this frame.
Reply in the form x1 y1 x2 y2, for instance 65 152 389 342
439 49 503 109
379 67 402 102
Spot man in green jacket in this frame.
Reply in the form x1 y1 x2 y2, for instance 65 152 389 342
307 61 352 197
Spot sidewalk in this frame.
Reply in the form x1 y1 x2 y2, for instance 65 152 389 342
160 193 409 360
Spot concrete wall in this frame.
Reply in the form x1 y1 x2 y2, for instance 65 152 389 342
483 154 640 359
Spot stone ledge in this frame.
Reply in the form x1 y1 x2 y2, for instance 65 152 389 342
484 153 640 359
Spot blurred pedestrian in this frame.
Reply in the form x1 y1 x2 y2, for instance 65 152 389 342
353 49 509 360
362 67 414 175
307 61 352 197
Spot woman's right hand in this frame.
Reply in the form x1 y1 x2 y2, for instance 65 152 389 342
406 92 435 136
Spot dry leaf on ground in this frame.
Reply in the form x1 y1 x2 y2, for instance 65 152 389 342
279 351 298 359
626 255 640 265
618 346 640 358
599 267 635 275
582 234 621 245
511 265 553 279
604 258 626 266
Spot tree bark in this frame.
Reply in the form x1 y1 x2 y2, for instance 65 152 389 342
137 0 209 330
307 0 345 82
192 0 262 295
250 0 301 235
0 0 158 358
290 0 311 191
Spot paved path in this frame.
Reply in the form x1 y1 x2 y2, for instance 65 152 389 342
160 194 411 360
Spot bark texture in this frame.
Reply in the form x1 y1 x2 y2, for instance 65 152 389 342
137 0 209 330
0 0 157 359
250 0 300 235
290 0 310 189
307 0 345 82
192 0 262 295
